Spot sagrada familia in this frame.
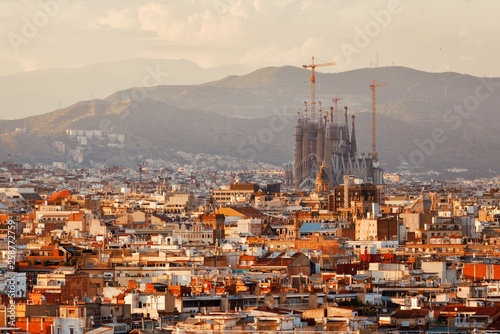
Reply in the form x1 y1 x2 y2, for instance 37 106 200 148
293 101 384 189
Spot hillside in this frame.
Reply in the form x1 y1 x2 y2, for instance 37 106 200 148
0 65 498 178
0 58 251 119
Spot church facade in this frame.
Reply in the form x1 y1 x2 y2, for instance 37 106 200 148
294 102 383 189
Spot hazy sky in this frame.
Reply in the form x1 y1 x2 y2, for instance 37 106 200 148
1 0 499 77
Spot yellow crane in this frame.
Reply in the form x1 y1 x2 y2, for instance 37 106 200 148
303 57 335 120
369 79 386 161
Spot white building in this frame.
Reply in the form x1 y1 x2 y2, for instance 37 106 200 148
53 305 87 334
421 261 457 284
0 272 27 298
228 219 262 238
366 262 410 283
124 292 172 319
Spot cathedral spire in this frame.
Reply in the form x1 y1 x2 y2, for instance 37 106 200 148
344 106 350 156
350 114 357 157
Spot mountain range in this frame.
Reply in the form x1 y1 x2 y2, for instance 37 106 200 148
0 58 252 120
0 61 499 179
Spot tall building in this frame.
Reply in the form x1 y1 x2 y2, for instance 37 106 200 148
294 102 383 189
328 181 384 216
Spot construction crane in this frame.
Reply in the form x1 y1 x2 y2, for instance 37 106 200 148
332 97 343 122
369 79 386 161
303 57 335 120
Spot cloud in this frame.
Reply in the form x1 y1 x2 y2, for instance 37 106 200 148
136 2 249 46
457 25 472 39
239 36 332 69
98 8 138 30
1 0 500 76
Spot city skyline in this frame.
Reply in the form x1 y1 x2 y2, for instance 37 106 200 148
2 2 500 333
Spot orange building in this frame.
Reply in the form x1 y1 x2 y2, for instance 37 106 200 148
463 263 500 282
295 235 341 255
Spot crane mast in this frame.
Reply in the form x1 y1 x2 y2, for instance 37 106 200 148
369 79 386 161
303 57 335 120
